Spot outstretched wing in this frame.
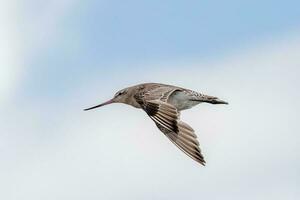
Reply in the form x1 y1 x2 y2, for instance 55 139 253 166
142 100 205 165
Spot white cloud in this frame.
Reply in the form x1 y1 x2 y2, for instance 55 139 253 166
21 0 79 57
0 0 79 104
0 1 22 103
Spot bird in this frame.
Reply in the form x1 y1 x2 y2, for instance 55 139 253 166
84 83 228 165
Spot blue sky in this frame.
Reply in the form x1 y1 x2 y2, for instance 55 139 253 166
1 1 300 199
21 0 300 100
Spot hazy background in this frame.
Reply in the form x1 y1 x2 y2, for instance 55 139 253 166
1 1 300 199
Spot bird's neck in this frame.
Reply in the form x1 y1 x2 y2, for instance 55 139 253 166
122 88 141 109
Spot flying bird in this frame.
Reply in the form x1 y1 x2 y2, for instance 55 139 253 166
84 83 228 165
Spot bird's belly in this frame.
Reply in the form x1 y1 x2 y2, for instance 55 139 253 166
173 100 200 110
168 90 200 111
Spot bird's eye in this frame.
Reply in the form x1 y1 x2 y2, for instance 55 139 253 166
115 91 124 97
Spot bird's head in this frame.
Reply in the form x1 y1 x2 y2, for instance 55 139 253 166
84 88 129 111
112 88 129 103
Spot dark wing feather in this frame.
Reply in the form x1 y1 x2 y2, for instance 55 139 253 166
143 100 205 165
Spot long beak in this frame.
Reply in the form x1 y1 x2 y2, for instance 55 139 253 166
84 99 114 111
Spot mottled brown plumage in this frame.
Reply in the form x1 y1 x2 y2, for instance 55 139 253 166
85 83 228 165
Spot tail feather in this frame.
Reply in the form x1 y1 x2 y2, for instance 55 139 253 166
191 97 228 105
208 98 228 104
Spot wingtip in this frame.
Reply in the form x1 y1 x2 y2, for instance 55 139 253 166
197 158 206 166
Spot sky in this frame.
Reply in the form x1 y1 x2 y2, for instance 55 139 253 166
1 0 300 199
